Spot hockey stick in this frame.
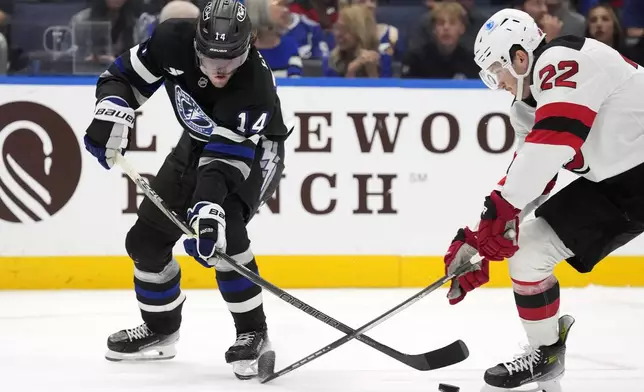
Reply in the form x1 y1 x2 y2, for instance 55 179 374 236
259 239 517 382
115 154 469 372
258 258 477 383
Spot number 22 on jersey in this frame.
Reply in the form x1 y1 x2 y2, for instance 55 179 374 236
538 60 579 90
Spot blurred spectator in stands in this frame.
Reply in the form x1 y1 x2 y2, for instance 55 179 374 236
546 0 585 36
0 0 8 74
409 0 490 53
0 1 8 27
134 0 198 44
251 0 303 77
290 0 341 52
352 0 402 60
585 3 629 55
0 0 9 45
71 0 142 63
290 0 340 28
402 1 478 79
282 1 328 59
575 0 623 16
247 0 328 60
514 0 561 41
514 0 583 41
322 4 391 77
0 0 28 73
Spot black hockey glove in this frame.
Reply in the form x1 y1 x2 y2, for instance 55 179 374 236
183 202 227 268
83 97 135 170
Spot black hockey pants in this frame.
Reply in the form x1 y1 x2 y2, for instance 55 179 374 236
124 132 284 335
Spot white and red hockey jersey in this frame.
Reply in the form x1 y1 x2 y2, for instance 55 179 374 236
499 35 644 211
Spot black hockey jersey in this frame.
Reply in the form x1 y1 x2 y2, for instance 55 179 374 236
95 18 288 205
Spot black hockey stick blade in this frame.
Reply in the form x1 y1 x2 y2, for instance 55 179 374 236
423 339 469 370
258 263 474 383
259 339 468 384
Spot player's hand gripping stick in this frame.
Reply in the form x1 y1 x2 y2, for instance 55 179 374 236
447 229 516 303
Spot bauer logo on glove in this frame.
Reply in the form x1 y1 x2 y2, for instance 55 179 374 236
84 97 135 170
184 201 227 268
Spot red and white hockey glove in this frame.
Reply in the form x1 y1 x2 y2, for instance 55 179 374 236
477 191 520 261
444 227 490 305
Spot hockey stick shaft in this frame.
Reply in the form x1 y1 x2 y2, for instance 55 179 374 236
115 154 466 370
261 230 520 382
260 261 473 383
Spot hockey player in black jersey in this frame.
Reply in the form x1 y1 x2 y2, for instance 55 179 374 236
83 0 288 380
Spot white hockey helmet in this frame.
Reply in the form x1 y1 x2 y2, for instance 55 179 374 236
474 9 545 92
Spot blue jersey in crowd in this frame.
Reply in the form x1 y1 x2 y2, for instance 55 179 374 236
283 13 329 59
258 35 303 78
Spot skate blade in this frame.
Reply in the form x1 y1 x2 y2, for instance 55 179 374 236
536 375 563 392
480 374 563 392
105 344 177 362
481 385 543 392
233 359 259 380
232 349 276 381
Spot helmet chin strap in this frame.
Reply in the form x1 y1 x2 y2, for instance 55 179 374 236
516 75 525 101
509 50 534 101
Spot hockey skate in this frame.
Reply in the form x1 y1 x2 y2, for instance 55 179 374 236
225 329 275 380
481 315 575 392
105 323 179 361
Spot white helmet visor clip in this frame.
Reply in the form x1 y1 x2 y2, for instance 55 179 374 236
479 63 505 90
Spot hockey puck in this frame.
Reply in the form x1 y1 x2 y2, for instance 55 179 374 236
438 383 460 392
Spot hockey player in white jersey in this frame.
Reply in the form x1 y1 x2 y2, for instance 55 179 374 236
442 8 644 392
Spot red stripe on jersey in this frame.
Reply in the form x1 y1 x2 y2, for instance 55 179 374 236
517 298 560 321
498 151 518 186
535 102 597 128
543 177 557 195
525 129 585 150
512 277 548 286
622 55 638 69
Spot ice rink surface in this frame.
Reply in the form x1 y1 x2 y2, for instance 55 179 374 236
1 287 643 392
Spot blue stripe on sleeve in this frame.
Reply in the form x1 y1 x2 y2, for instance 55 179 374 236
114 57 126 73
204 143 255 159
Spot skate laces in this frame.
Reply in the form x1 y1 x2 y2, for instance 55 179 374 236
503 345 542 375
234 332 256 347
126 324 153 341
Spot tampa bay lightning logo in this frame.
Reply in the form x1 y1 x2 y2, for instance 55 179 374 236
174 85 215 137
484 20 495 31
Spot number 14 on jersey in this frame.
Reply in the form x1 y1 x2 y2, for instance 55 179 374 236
237 112 268 134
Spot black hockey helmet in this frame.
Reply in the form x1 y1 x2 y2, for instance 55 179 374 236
195 0 252 74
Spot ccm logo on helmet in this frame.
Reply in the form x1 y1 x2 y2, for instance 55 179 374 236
236 3 246 22
203 1 213 21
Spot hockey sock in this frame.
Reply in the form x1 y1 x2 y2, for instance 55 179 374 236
513 275 560 347
215 248 266 333
134 258 186 335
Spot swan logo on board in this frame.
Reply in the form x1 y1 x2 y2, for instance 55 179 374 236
0 102 81 223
